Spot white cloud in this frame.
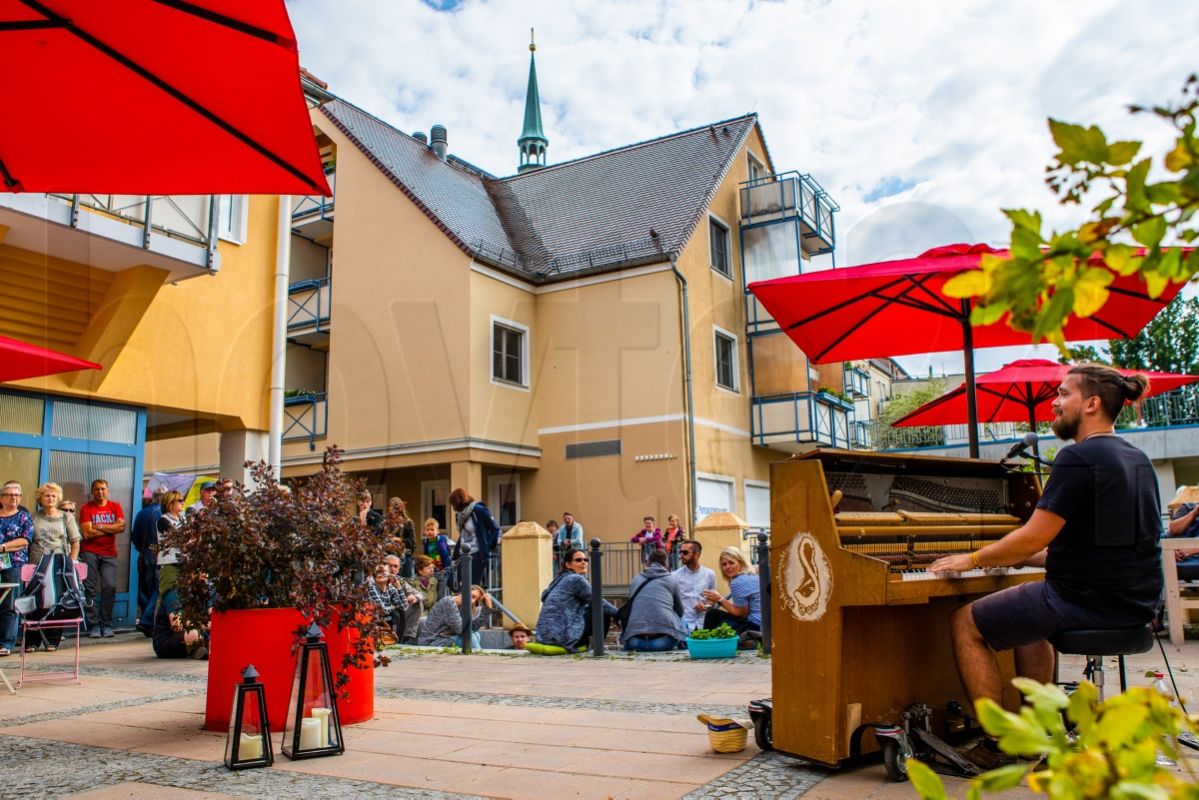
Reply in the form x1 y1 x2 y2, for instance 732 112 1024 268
287 0 1198 373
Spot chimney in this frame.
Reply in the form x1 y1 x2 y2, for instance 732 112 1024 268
430 125 448 160
413 131 428 145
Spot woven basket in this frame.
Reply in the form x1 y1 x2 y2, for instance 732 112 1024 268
697 714 748 753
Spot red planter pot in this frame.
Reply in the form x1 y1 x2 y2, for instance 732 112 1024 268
205 607 374 732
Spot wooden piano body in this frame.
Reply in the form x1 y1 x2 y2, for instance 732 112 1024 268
769 449 1043 767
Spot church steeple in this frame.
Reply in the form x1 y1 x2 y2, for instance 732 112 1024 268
517 29 548 173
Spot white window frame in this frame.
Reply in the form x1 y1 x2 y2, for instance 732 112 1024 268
708 213 732 280
713 324 740 394
421 479 450 534
490 315 530 390
696 471 737 524
487 473 521 531
747 152 766 182
216 194 249 244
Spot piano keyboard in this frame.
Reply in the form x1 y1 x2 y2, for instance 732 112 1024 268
898 567 1045 581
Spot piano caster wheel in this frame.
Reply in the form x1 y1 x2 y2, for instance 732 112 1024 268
753 713 773 752
880 737 910 782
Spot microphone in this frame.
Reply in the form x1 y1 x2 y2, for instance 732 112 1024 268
1002 432 1040 461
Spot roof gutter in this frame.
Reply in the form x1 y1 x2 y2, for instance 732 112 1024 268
671 255 697 529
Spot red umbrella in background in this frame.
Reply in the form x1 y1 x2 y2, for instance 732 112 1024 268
748 243 1185 457
891 359 1199 454
0 0 329 195
0 334 100 382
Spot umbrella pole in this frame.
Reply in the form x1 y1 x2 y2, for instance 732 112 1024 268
1026 390 1044 484
961 306 980 458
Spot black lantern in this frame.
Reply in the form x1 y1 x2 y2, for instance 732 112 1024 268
225 664 274 770
281 623 344 759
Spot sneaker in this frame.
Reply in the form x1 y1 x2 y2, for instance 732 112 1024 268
88 628 102 639
101 626 114 638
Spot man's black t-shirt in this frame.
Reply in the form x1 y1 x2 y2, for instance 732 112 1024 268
1037 435 1162 620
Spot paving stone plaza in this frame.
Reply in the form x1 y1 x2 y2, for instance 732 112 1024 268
0 636 1196 799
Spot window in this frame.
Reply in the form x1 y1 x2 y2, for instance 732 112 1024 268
713 327 739 392
217 195 248 243
696 474 735 524
488 474 520 529
748 153 766 182
491 317 528 387
421 480 449 532
709 217 731 277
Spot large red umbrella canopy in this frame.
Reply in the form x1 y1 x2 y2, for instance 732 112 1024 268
0 334 101 382
891 358 1199 427
0 0 329 195
747 243 1185 457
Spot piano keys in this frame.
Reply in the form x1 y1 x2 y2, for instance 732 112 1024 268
769 448 1043 767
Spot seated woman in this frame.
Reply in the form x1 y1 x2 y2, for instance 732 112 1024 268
152 604 207 659
418 584 491 649
701 547 761 635
535 548 617 651
404 555 439 614
620 549 688 652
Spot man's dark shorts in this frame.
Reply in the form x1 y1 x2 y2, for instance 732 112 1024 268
971 581 1142 651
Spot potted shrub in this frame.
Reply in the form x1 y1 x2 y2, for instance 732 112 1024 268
687 623 740 659
163 447 390 731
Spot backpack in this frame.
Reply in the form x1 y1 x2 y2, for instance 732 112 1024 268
15 553 87 619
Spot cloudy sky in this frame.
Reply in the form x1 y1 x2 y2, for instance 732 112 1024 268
287 0 1198 375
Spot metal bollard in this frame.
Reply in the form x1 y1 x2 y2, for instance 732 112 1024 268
459 555 473 654
589 538 604 656
757 531 772 655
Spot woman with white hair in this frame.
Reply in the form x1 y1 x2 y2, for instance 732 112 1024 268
0 480 32 656
700 546 761 634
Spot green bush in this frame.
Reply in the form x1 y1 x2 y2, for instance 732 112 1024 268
690 623 737 640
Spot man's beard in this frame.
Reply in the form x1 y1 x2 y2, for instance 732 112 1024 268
1052 410 1080 441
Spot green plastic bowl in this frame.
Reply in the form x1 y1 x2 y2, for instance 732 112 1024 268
687 636 739 659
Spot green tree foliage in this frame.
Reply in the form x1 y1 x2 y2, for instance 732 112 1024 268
944 75 1199 350
1109 296 1199 374
1057 344 1110 366
908 679 1199 799
875 380 946 448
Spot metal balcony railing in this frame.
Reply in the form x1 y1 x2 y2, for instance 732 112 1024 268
844 366 870 399
1122 383 1199 428
291 171 335 222
850 420 873 449
46 192 218 261
751 390 854 450
287 277 331 332
739 171 839 253
283 391 328 450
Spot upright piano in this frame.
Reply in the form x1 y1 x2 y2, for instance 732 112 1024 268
769 449 1043 767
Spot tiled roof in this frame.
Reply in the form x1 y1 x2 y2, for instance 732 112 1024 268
320 99 757 281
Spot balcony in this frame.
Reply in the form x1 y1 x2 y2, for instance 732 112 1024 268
288 277 331 340
291 170 334 240
751 390 854 452
740 171 838 258
844 366 870 399
850 420 872 449
0 192 219 280
283 391 328 450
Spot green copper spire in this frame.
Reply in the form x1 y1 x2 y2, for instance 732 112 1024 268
518 29 548 173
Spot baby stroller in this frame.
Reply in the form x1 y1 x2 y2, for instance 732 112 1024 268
14 553 89 686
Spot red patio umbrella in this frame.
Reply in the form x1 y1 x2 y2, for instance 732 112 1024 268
0 0 329 195
891 357 1199 430
748 243 1185 457
0 334 101 382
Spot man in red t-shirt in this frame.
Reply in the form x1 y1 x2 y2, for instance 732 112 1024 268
80 479 125 637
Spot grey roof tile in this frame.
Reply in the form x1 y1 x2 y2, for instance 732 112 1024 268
321 99 756 282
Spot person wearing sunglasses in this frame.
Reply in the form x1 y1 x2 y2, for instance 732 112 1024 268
535 547 616 651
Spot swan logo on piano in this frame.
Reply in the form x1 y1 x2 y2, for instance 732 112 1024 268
781 532 832 622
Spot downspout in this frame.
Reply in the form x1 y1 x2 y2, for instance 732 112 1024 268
671 256 698 528
268 196 291 478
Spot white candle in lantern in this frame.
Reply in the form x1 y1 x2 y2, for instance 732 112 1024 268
238 732 263 760
299 717 322 751
310 706 332 747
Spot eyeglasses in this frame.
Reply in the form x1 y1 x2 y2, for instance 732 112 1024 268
1 493 20 498
571 557 588 563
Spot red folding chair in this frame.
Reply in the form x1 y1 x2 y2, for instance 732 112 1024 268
17 560 87 688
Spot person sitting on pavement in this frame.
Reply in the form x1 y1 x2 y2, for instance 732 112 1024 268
701 547 761 635
152 604 207 660
630 515 663 567
620 549 688 652
368 564 416 643
404 555 439 614
418 584 492 649
383 554 421 643
508 623 533 650
536 547 617 652
673 539 716 631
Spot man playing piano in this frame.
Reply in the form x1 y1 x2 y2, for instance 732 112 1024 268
929 365 1162 746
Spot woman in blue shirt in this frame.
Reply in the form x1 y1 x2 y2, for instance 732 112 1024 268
701 546 761 634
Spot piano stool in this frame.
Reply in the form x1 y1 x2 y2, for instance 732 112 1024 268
1050 625 1154 700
